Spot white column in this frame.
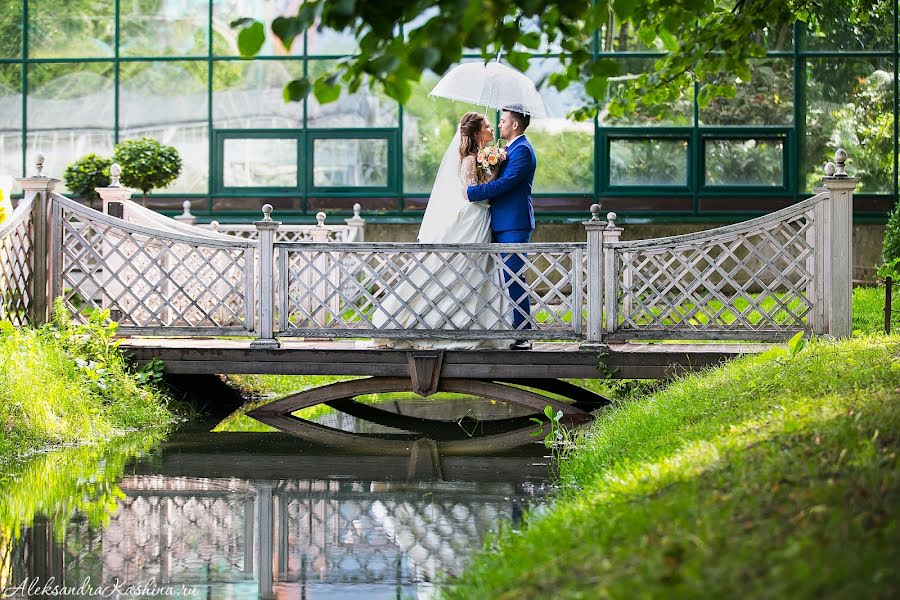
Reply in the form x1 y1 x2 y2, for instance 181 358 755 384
251 204 281 348
344 202 366 241
581 204 605 349
96 163 134 217
602 213 623 336
821 149 859 338
15 153 60 324
174 200 197 225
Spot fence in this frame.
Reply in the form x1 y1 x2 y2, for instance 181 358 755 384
1 150 858 345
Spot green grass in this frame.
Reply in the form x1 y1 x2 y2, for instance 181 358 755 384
0 303 176 461
444 290 899 599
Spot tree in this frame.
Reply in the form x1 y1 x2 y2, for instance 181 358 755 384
63 154 112 202
232 0 892 119
112 138 182 197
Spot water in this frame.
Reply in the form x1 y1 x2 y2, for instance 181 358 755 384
0 398 552 599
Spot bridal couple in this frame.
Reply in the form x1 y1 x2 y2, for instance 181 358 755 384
374 108 537 351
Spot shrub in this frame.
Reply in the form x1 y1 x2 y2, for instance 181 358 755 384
883 202 900 263
113 138 182 196
63 154 111 202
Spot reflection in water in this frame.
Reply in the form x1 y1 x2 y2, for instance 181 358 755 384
2 404 551 599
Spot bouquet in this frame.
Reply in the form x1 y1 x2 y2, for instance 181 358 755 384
476 141 507 179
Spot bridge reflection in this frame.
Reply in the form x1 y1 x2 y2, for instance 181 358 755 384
10 432 549 599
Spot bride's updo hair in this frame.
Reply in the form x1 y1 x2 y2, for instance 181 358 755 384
458 112 487 161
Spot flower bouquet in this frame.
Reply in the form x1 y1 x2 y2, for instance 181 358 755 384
476 141 507 179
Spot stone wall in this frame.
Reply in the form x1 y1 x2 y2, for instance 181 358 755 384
364 222 885 283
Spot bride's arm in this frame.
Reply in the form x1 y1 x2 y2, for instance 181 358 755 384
461 155 480 186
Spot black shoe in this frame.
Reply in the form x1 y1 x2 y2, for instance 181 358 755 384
509 339 532 350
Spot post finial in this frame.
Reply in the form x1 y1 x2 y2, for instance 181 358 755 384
109 163 122 187
824 161 836 177
833 148 848 178
210 220 220 231
606 212 618 228
353 203 361 219
261 204 273 221
181 200 192 216
589 204 601 221
316 211 327 227
33 152 45 178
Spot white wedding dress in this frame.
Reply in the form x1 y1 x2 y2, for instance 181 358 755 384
371 132 509 349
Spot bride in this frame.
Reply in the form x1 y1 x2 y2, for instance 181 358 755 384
372 112 509 349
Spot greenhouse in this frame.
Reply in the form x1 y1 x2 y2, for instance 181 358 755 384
0 0 897 276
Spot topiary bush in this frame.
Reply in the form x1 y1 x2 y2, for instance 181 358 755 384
113 138 182 196
883 202 900 263
63 153 112 202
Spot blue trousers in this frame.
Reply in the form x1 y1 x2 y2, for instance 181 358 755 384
493 229 533 331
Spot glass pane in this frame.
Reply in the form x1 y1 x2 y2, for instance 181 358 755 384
307 61 397 127
803 0 895 50
609 138 688 186
700 59 793 126
313 138 388 188
526 59 593 193
804 57 895 193
0 65 22 195
307 24 359 55
705 139 784 186
213 0 302 56
27 0 114 58
602 58 693 126
26 63 114 194
213 60 303 128
0 2 22 58
119 62 209 193
223 138 297 187
120 0 208 57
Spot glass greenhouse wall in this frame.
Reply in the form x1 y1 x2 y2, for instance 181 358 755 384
0 0 897 224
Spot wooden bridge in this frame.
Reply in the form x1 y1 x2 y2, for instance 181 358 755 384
1 151 858 440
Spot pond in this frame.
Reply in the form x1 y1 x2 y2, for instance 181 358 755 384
1 397 554 599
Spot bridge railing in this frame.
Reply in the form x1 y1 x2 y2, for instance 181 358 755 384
4 150 857 346
583 151 858 344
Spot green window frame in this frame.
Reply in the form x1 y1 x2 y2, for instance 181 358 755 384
699 128 793 194
307 129 399 195
598 129 694 194
212 129 304 196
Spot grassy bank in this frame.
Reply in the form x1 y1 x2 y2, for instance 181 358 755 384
0 303 175 461
446 289 899 598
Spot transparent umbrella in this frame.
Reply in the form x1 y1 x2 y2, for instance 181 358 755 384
428 60 548 118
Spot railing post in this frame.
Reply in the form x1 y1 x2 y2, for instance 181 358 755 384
97 164 134 217
581 204 605 349
344 202 366 242
602 212 624 336
174 200 197 225
821 149 859 338
15 153 59 325
251 204 280 349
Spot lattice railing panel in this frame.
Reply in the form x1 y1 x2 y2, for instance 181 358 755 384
278 243 585 339
201 224 354 242
0 198 33 327
612 208 817 337
57 196 255 333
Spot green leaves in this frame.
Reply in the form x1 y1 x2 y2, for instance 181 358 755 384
313 76 342 103
787 331 807 358
283 78 311 102
112 138 182 196
271 16 304 52
63 154 112 201
236 20 265 57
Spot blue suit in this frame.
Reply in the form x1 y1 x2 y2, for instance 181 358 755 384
467 136 537 331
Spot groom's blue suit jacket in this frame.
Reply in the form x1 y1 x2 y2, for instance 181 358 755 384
466 135 536 233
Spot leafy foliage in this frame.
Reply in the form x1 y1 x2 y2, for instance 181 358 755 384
112 138 183 196
883 202 900 263
63 153 112 202
231 0 889 120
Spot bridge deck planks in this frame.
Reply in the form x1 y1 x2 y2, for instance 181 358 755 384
122 338 771 380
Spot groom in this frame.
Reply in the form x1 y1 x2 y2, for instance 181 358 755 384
466 107 537 350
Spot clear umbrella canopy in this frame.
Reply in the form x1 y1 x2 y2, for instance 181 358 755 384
428 61 548 118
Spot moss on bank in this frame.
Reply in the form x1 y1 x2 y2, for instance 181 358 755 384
445 293 900 598
0 304 175 461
